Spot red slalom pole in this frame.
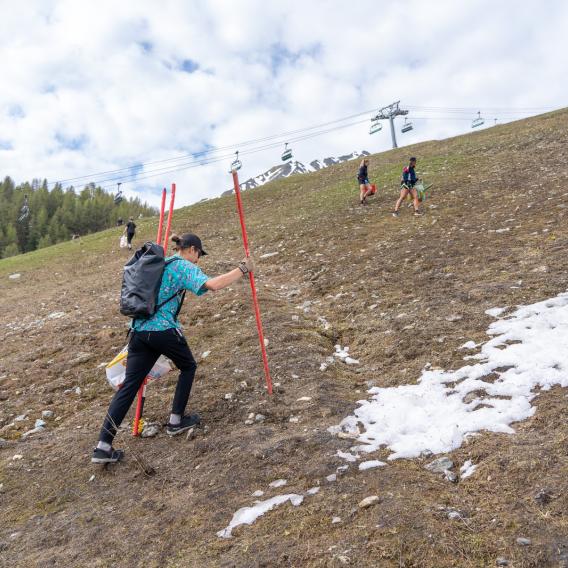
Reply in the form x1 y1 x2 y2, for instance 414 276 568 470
132 187 169 437
231 170 273 395
157 188 167 244
162 183 176 255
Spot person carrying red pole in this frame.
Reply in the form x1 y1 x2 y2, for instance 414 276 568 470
92 233 255 464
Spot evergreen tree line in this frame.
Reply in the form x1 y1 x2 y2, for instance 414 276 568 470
0 176 157 258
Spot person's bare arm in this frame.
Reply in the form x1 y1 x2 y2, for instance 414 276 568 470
204 257 255 291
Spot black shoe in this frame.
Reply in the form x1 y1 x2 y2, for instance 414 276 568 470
166 413 201 436
91 447 124 464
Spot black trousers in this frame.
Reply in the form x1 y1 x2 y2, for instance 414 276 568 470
99 329 197 444
126 232 135 244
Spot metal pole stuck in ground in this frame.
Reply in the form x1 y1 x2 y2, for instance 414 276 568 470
231 170 273 395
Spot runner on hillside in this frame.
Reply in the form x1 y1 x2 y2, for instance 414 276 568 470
392 157 422 217
92 232 255 464
124 217 136 250
357 158 373 206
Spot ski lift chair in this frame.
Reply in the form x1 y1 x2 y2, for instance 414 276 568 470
471 111 484 128
114 182 123 205
281 143 292 161
369 120 382 135
230 151 242 172
401 118 413 133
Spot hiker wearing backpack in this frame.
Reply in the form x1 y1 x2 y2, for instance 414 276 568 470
92 233 255 464
358 158 373 206
392 157 422 217
124 217 136 250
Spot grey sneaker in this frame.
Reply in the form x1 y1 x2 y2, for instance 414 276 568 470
392 211 399 217
91 447 124 464
166 413 201 436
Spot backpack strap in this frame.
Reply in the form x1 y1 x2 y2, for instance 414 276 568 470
154 257 186 319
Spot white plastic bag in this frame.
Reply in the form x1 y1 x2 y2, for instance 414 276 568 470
105 345 172 390
119 235 127 248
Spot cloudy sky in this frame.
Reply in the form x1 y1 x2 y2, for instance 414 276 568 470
0 0 566 207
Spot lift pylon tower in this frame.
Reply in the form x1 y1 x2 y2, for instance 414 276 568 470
372 101 409 149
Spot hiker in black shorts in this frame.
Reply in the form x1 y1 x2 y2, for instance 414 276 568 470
124 217 136 250
358 158 373 205
392 157 422 217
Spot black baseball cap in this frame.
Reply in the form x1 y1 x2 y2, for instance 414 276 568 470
175 233 208 256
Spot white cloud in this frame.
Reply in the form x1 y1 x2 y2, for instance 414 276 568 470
0 0 567 208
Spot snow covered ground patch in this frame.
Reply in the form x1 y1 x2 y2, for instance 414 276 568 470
330 293 568 460
217 494 303 538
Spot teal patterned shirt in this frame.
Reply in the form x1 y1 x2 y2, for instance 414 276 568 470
132 255 209 332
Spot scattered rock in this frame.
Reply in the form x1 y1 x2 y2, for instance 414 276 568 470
358 495 380 509
425 457 454 473
140 423 160 438
534 488 553 505
22 426 45 439
326 474 337 482
41 410 54 419
0 438 9 449
445 470 458 483
447 510 462 520
289 416 299 423
69 352 93 366
496 557 509 566
254 414 266 422
296 396 312 402
445 314 463 322
34 419 47 429
14 414 27 422
224 393 234 400
89 475 95 482
332 516 341 524
8 273 21 280
516 537 531 546
185 427 196 441
201 351 211 360
75 386 82 395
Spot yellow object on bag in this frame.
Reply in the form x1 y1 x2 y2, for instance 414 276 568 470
105 345 172 390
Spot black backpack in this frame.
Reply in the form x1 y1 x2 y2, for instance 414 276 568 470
120 242 185 319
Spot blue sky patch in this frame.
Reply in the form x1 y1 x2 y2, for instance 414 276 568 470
55 133 88 151
180 59 199 73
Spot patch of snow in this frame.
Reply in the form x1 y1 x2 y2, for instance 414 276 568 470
307 487 320 495
252 490 264 497
359 460 387 470
336 450 358 463
485 307 506 318
8 273 21 280
260 252 279 258
330 293 568 460
217 494 303 538
460 460 477 479
269 479 287 488
460 341 477 350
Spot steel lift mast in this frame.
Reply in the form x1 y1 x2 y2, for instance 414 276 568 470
372 101 409 149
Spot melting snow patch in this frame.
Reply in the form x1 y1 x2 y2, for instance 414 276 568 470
359 460 386 471
269 479 287 488
460 460 477 479
330 293 568 460
460 341 478 350
260 252 279 258
217 494 303 538
485 307 506 318
336 450 358 462
333 345 360 365
307 487 320 495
